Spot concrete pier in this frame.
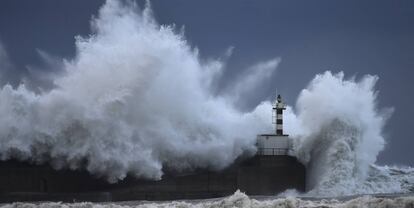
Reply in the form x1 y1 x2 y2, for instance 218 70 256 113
0 155 305 202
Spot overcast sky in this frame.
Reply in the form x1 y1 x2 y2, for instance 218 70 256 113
0 0 413 166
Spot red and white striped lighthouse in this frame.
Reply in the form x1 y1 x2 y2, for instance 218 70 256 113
273 94 286 136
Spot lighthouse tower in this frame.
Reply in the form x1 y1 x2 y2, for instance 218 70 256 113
256 94 290 155
273 94 287 136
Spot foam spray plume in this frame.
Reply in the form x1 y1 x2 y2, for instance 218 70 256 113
285 72 401 196
0 0 276 183
0 0 412 197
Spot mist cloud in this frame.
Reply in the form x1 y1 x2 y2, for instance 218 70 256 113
225 58 280 109
0 41 15 86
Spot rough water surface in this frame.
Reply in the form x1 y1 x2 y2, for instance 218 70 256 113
2 191 414 208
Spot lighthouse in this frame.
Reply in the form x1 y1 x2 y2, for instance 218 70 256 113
274 94 287 136
256 94 290 155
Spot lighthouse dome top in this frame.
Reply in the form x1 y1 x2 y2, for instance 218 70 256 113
273 94 286 110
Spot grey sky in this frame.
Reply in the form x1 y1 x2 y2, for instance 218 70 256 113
0 0 413 165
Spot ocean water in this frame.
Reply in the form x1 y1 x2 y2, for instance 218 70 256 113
2 191 414 208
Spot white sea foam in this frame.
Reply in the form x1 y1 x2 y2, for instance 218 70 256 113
283 72 396 196
2 191 414 208
0 0 274 182
283 72 414 196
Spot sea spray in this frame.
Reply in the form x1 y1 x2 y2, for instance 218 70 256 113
0 0 274 182
287 72 394 196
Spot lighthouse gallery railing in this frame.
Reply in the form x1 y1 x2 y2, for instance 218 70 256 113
257 148 288 156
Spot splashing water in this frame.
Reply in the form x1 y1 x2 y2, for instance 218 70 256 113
0 0 273 182
0 0 412 197
2 191 414 208
284 72 394 196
